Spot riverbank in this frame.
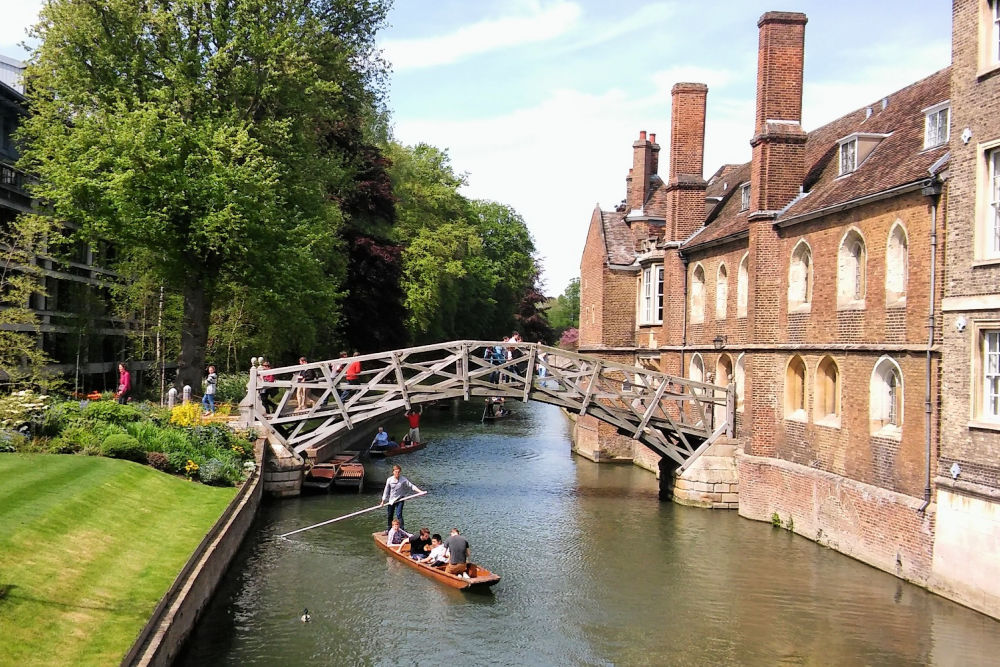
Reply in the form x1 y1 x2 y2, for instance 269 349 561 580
0 454 236 665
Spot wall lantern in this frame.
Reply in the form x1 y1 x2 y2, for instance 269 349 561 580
713 335 727 350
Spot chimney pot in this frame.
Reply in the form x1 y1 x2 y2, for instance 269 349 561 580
639 130 647 141
649 133 656 143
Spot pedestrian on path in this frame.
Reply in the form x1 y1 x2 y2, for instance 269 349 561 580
202 365 217 415
115 363 131 405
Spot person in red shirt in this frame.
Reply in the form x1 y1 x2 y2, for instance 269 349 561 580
115 363 131 405
405 406 422 443
340 351 362 402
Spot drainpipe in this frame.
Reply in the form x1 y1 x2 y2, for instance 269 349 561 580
919 177 942 514
680 254 689 375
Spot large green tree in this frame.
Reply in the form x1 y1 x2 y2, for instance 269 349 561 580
19 0 389 388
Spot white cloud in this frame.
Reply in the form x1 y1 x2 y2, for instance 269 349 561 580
382 1 581 72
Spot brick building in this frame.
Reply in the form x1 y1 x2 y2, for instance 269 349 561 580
577 8 1000 616
930 0 1000 619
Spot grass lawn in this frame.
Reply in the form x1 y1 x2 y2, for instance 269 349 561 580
0 454 237 666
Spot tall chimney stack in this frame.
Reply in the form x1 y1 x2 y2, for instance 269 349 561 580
627 131 654 212
664 82 708 241
749 11 807 215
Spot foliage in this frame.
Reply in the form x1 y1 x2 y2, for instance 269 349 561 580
170 403 203 428
0 213 57 389
82 400 142 425
546 278 581 334
558 328 579 350
126 421 165 452
213 374 249 405
341 233 407 353
20 0 392 389
197 457 241 486
50 424 101 454
771 512 782 527
146 451 170 471
101 434 146 463
0 430 27 453
37 400 83 437
0 391 51 429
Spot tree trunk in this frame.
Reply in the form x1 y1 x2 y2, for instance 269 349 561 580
176 278 215 391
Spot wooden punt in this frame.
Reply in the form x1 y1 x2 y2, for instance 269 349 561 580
482 409 512 421
372 532 500 591
303 454 364 493
371 440 427 458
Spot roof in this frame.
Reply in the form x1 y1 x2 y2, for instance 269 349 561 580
601 209 635 265
684 67 950 250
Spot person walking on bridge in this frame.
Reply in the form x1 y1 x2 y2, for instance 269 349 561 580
379 464 422 532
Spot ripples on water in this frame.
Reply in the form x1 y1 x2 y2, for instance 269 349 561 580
180 401 1000 666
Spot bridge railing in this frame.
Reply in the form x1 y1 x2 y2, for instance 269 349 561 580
245 341 732 465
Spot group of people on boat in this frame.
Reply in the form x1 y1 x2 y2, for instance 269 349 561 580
379 464 472 577
369 406 422 453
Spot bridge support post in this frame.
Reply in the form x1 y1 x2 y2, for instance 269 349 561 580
658 457 679 501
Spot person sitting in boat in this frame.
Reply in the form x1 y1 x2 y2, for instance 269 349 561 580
416 534 448 567
386 518 412 551
371 426 390 451
442 528 470 577
400 527 432 560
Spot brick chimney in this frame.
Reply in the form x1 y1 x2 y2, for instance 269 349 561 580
749 11 807 216
627 130 654 212
664 82 708 241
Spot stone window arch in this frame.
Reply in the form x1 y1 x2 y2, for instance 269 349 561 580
691 264 706 324
715 353 734 425
870 356 903 437
735 353 746 412
788 240 812 312
716 264 729 320
815 356 840 425
689 352 705 384
838 228 867 307
886 222 908 304
737 252 749 318
784 355 807 420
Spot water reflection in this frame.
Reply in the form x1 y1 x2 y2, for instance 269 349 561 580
180 401 1000 666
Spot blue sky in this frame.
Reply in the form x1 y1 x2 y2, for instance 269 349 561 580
2 1 952 294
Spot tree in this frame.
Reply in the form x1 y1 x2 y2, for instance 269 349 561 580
546 277 580 334
19 0 390 389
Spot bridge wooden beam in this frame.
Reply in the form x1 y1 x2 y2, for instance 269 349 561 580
462 344 470 400
391 352 411 411
578 361 603 414
521 346 536 402
321 364 353 430
633 378 669 439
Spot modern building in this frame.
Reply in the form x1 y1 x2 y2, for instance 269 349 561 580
1 54 141 393
578 7 998 619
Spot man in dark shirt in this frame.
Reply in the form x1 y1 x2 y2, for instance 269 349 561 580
442 528 469 576
403 527 433 560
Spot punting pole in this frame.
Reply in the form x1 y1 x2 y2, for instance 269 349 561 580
278 491 428 539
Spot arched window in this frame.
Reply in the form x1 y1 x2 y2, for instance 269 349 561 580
737 253 749 317
838 229 867 306
689 353 705 383
788 241 812 311
716 264 729 320
691 264 706 324
870 356 903 436
815 356 840 424
784 355 807 419
886 223 908 304
735 353 746 412
715 354 734 425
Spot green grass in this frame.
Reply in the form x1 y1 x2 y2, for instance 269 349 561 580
0 454 237 666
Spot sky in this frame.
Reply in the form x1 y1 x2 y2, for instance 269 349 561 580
1 1 952 296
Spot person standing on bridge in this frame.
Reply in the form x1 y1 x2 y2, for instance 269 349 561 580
405 406 422 443
295 357 316 410
379 464 422 532
340 351 362 402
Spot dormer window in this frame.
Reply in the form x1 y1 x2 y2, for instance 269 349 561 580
839 139 857 175
923 101 950 149
739 183 750 211
837 133 890 176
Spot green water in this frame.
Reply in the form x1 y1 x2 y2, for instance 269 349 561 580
179 401 1000 666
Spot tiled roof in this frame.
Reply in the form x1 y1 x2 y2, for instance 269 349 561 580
686 163 752 247
684 67 950 250
601 209 635 265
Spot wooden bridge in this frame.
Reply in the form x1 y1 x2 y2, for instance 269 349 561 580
241 341 733 471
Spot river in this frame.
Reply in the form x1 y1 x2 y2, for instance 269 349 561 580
179 400 1000 666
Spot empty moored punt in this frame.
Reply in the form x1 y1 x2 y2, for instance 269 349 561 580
372 532 500 591
303 453 364 493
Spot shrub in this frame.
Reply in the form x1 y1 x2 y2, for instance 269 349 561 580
126 421 165 452
191 423 234 452
101 434 146 462
215 374 249 404
154 428 193 454
37 400 83 437
147 451 170 471
170 403 202 427
0 430 26 453
83 400 142 425
51 425 101 454
198 458 229 485
92 422 127 441
0 391 51 430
